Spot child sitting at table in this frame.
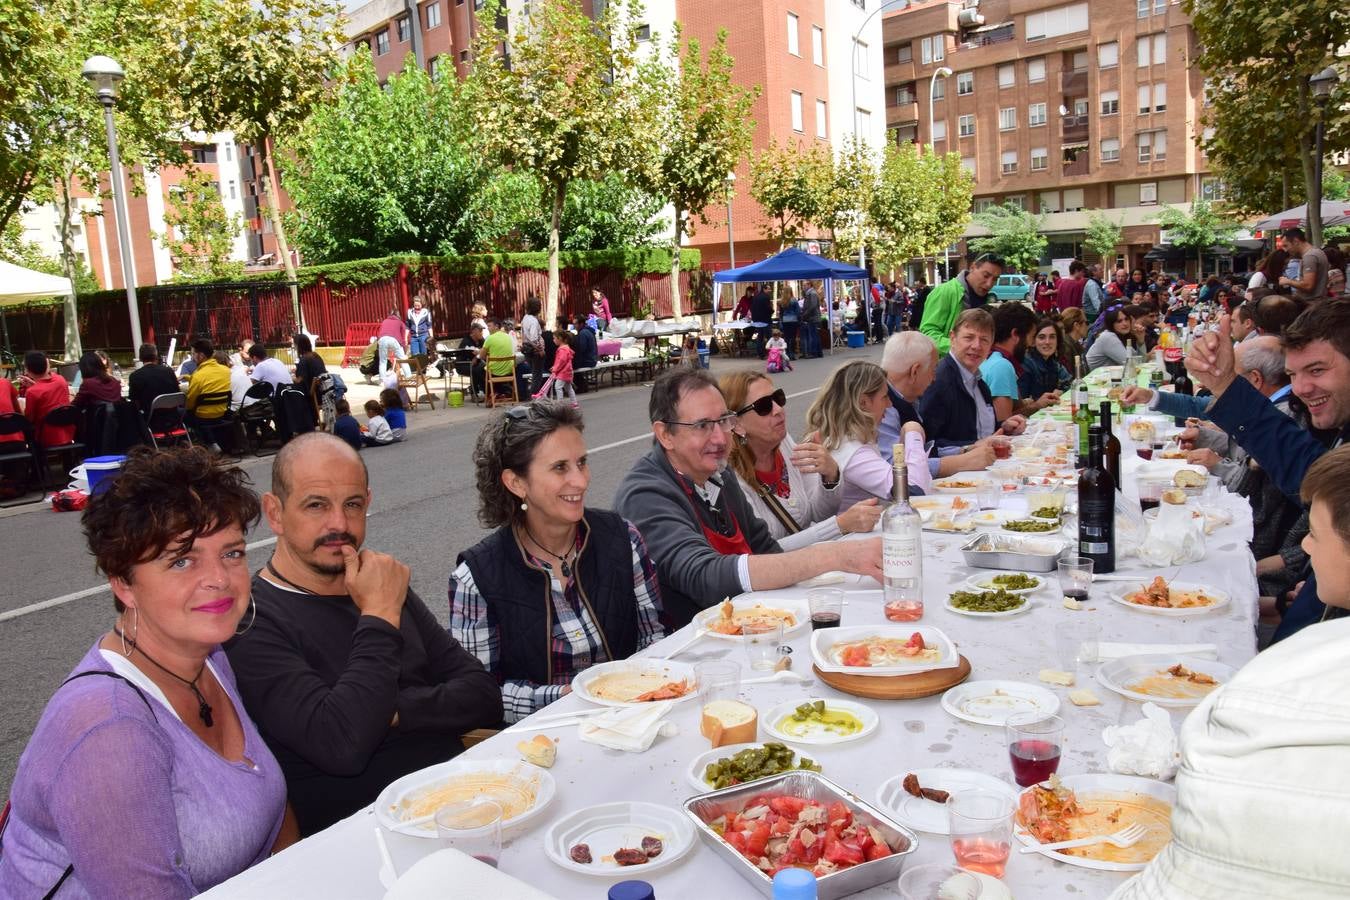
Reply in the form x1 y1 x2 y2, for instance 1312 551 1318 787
332 398 362 452
378 388 407 441
548 329 577 406
765 328 792 373
361 400 394 447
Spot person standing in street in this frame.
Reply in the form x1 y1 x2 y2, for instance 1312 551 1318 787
1278 227 1329 301
406 297 433 357
800 281 823 358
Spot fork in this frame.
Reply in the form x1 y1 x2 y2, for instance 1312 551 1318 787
1020 822 1149 854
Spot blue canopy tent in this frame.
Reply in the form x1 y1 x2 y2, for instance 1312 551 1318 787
712 248 871 352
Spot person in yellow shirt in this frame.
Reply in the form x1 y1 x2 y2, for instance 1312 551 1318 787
478 317 527 399
184 339 232 426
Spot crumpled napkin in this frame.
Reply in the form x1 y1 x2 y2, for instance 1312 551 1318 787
904 431 933 494
1137 499 1206 566
1102 702 1179 780
577 704 677 752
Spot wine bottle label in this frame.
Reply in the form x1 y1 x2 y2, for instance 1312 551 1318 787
1080 540 1109 554
883 534 920 576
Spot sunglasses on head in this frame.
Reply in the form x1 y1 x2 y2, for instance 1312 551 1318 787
737 388 788 417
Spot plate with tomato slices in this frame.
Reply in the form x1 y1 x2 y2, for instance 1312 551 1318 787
811 625 959 677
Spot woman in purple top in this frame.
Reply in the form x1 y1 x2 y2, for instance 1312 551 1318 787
590 287 612 330
0 447 292 898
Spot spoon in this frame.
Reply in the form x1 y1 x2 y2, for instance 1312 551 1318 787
741 670 811 686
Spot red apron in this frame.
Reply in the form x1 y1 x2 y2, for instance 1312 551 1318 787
676 473 753 556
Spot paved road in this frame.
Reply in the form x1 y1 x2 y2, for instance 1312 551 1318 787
0 345 884 794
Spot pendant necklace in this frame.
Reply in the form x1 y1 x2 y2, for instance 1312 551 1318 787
522 525 579 578
113 626 214 727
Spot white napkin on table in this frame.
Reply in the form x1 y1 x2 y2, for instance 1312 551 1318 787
1137 499 1206 565
1097 642 1218 661
577 704 676 752
1102 702 1180 780
904 430 932 494
383 848 558 900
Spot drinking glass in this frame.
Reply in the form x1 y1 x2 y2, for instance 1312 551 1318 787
1202 474 1223 504
742 618 784 671
990 435 1012 460
434 799 503 868
1054 621 1101 675
897 863 986 899
806 588 843 630
695 660 741 707
1056 556 1093 604
1005 713 1065 788
975 481 1002 511
947 790 1015 878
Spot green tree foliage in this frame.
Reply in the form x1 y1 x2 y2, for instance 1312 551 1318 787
159 167 243 282
750 140 832 250
1083 213 1123 265
514 174 666 254
868 145 972 276
466 0 652 322
1155 198 1240 273
819 136 876 265
970 202 1047 272
1186 0 1349 243
634 27 758 317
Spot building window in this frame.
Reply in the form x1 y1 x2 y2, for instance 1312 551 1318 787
974 198 996 212
1139 181 1158 204
999 107 1016 130
429 55 441 79
896 85 916 105
1040 190 1060 212
1137 132 1152 161
1200 176 1226 201
375 30 390 55
816 99 828 138
961 156 976 174
921 34 945 64
228 181 237 200
397 16 410 42
791 91 804 132
1029 102 1047 126
1027 58 1046 83
893 124 919 143
1101 138 1120 162
1137 0 1149 17
1153 130 1167 160
1153 32 1166 64
1031 147 1048 170
1024 2 1089 41
931 77 945 100
1075 98 1089 116
191 145 217 163
1006 194 1027 210
633 23 651 41
426 2 441 28
932 119 947 141
1001 150 1018 174
1154 0 1165 12
224 144 232 162
998 63 1014 88
812 26 824 65
1153 82 1166 111
1101 90 1119 115
1072 49 1088 71
957 71 973 94
856 108 872 134
854 39 870 77
1138 84 1151 114
959 114 975 136
1063 188 1085 211
787 13 800 56
1098 41 1118 68
897 43 912 63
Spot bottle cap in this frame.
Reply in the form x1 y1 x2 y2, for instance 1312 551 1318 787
771 867 818 899
608 881 655 900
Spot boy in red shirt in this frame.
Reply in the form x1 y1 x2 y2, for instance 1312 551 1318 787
20 351 75 447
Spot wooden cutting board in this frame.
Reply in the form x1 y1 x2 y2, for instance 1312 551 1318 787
813 656 972 700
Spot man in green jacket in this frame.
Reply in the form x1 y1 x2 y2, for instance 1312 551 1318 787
919 254 1005 354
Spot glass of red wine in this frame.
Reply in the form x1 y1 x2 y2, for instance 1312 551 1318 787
807 588 844 630
434 798 503 868
1056 556 1094 604
1006 713 1065 788
946 789 1015 878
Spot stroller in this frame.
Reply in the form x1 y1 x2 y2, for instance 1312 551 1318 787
531 374 557 400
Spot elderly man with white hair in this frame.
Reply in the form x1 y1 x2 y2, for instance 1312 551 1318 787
877 330 1000 476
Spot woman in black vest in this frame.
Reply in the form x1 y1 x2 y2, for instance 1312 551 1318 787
449 402 667 723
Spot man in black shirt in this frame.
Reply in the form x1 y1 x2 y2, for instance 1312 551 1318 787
750 285 774 357
456 324 486 399
226 433 502 835
127 342 180 416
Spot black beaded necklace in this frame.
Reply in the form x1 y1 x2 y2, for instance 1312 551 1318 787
113 626 214 727
521 525 580 579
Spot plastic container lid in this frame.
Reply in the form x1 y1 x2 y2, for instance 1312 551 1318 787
771 868 817 900
607 881 655 900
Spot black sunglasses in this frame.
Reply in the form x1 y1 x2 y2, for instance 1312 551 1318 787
737 388 788 417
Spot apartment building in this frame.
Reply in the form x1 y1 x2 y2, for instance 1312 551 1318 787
883 0 1222 272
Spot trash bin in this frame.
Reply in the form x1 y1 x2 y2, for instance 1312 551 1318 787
846 331 866 348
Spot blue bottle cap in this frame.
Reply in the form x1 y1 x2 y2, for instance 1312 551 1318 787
771 867 818 900
608 880 655 900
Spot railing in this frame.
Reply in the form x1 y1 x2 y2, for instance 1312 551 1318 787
1060 68 1087 94
1061 115 1089 142
887 101 920 126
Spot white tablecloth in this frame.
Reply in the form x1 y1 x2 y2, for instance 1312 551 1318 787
202 452 1258 900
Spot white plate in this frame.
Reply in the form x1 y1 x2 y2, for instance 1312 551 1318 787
941 680 1061 726
970 509 1013 527
1109 580 1230 617
693 595 811 642
910 496 955 511
1000 519 1065 537
943 593 1035 618
932 478 988 494
877 769 1019 835
761 697 880 745
375 758 556 837
572 659 698 707
811 625 959 676
1014 774 1176 872
1095 655 1236 708
543 801 695 876
963 572 1045 595
684 742 824 792
922 519 976 535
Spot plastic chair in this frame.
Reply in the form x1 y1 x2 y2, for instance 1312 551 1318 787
188 390 236 451
485 355 519 408
398 354 437 411
38 405 87 482
146 392 192 449
0 413 42 503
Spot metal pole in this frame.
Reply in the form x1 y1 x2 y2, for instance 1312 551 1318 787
929 68 952 284
726 186 736 269
100 100 143 349
1314 118 1325 245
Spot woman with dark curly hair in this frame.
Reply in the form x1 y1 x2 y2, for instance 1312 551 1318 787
1019 317 1072 399
0 446 293 898
448 402 666 723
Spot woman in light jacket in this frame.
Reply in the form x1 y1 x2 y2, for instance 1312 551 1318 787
804 361 903 509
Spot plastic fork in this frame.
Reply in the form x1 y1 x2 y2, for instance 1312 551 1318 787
1021 822 1149 854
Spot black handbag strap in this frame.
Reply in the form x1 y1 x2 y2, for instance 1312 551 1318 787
753 479 804 536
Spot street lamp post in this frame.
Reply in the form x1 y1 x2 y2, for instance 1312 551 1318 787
1310 66 1339 247
929 66 953 282
82 55 143 351
725 173 736 270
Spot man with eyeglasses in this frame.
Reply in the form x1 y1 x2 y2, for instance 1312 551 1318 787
615 369 884 628
918 253 1005 355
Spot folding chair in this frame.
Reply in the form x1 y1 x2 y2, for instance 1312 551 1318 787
398 354 437 411
238 382 279 455
485 355 519 408
188 390 236 451
0 413 42 505
146 392 192 449
38 405 87 484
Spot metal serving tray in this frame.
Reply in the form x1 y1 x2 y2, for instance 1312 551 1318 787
682 770 919 899
960 532 1068 572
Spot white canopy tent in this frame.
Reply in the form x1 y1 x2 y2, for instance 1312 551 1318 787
0 260 73 306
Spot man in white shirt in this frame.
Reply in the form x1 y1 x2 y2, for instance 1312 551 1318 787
248 344 291 396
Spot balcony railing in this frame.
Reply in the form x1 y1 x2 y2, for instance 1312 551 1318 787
887 101 920 127
954 24 1015 52
1060 68 1087 94
1062 147 1090 176
1061 115 1089 142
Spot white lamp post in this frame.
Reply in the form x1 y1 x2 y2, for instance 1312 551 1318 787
929 66 953 281
725 172 737 269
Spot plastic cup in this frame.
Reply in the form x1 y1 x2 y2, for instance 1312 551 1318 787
898 862 986 899
975 481 1002 511
806 588 844 630
1005 713 1065 788
1056 555 1093 604
434 799 503 868
947 789 1015 878
742 618 784 671
1054 620 1101 675
695 660 741 707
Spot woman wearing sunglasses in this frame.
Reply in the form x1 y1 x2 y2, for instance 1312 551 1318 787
804 361 909 510
721 372 883 551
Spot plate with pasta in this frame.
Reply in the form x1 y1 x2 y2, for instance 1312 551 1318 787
376 758 557 837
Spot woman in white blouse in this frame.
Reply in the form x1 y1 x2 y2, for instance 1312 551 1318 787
721 371 882 550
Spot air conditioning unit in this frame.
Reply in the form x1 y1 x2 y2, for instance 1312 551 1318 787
958 9 985 26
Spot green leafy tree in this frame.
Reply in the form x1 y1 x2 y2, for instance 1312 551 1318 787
1324 167 1350 241
515 174 666 253
1186 0 1348 243
970 202 1047 273
159 167 243 282
1083 212 1123 266
818 136 877 265
750 140 831 250
1155 198 1240 275
868 145 971 276
634 28 758 317
927 151 975 268
466 0 652 322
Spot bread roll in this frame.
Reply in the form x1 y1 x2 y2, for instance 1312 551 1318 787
517 734 557 768
700 700 758 748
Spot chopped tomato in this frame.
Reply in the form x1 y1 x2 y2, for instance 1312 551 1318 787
770 816 793 836
841 645 871 667
770 796 808 819
906 631 926 650
744 821 771 859
822 835 865 867
827 801 852 829
854 826 874 853
724 831 747 854
865 842 892 861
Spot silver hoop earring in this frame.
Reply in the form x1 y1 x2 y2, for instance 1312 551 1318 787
120 607 139 657
234 596 257 637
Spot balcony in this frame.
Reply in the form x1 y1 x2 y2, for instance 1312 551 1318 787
1060 68 1087 95
1061 114 1089 142
1062 145 1090 176
888 101 920 127
954 22 1015 53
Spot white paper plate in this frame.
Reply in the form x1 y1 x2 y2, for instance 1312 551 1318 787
811 625 959 676
910 495 955 511
941 680 1061 727
943 594 1035 618
963 572 1046 595
572 659 698 707
1109 580 1230 617
543 801 695 876
1014 774 1176 872
375 758 556 837
693 595 811 642
761 697 880 745
1095 655 1236 708
922 519 977 535
684 742 824 792
932 478 988 494
970 509 1013 527
877 769 1019 835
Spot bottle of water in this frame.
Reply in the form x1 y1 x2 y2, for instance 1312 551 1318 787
882 457 923 621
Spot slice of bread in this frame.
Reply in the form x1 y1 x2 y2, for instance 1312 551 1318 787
700 700 758 748
1173 469 1206 488
517 734 557 768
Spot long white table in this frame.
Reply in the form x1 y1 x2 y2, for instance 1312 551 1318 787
202 452 1258 900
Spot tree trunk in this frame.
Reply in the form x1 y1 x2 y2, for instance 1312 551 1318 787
547 182 564 325
1281 169 1291 211
258 136 303 333
669 206 684 319
56 176 83 361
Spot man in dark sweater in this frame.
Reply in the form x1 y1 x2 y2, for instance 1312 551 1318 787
127 343 181 416
226 433 501 835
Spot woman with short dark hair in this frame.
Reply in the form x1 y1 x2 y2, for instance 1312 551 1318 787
1020 317 1072 399
0 447 292 897
449 402 665 723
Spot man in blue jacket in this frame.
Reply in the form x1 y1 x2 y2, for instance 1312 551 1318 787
1186 300 1350 642
917 308 1027 451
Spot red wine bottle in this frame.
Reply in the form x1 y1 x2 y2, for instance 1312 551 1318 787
1098 401 1121 492
1078 425 1115 573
